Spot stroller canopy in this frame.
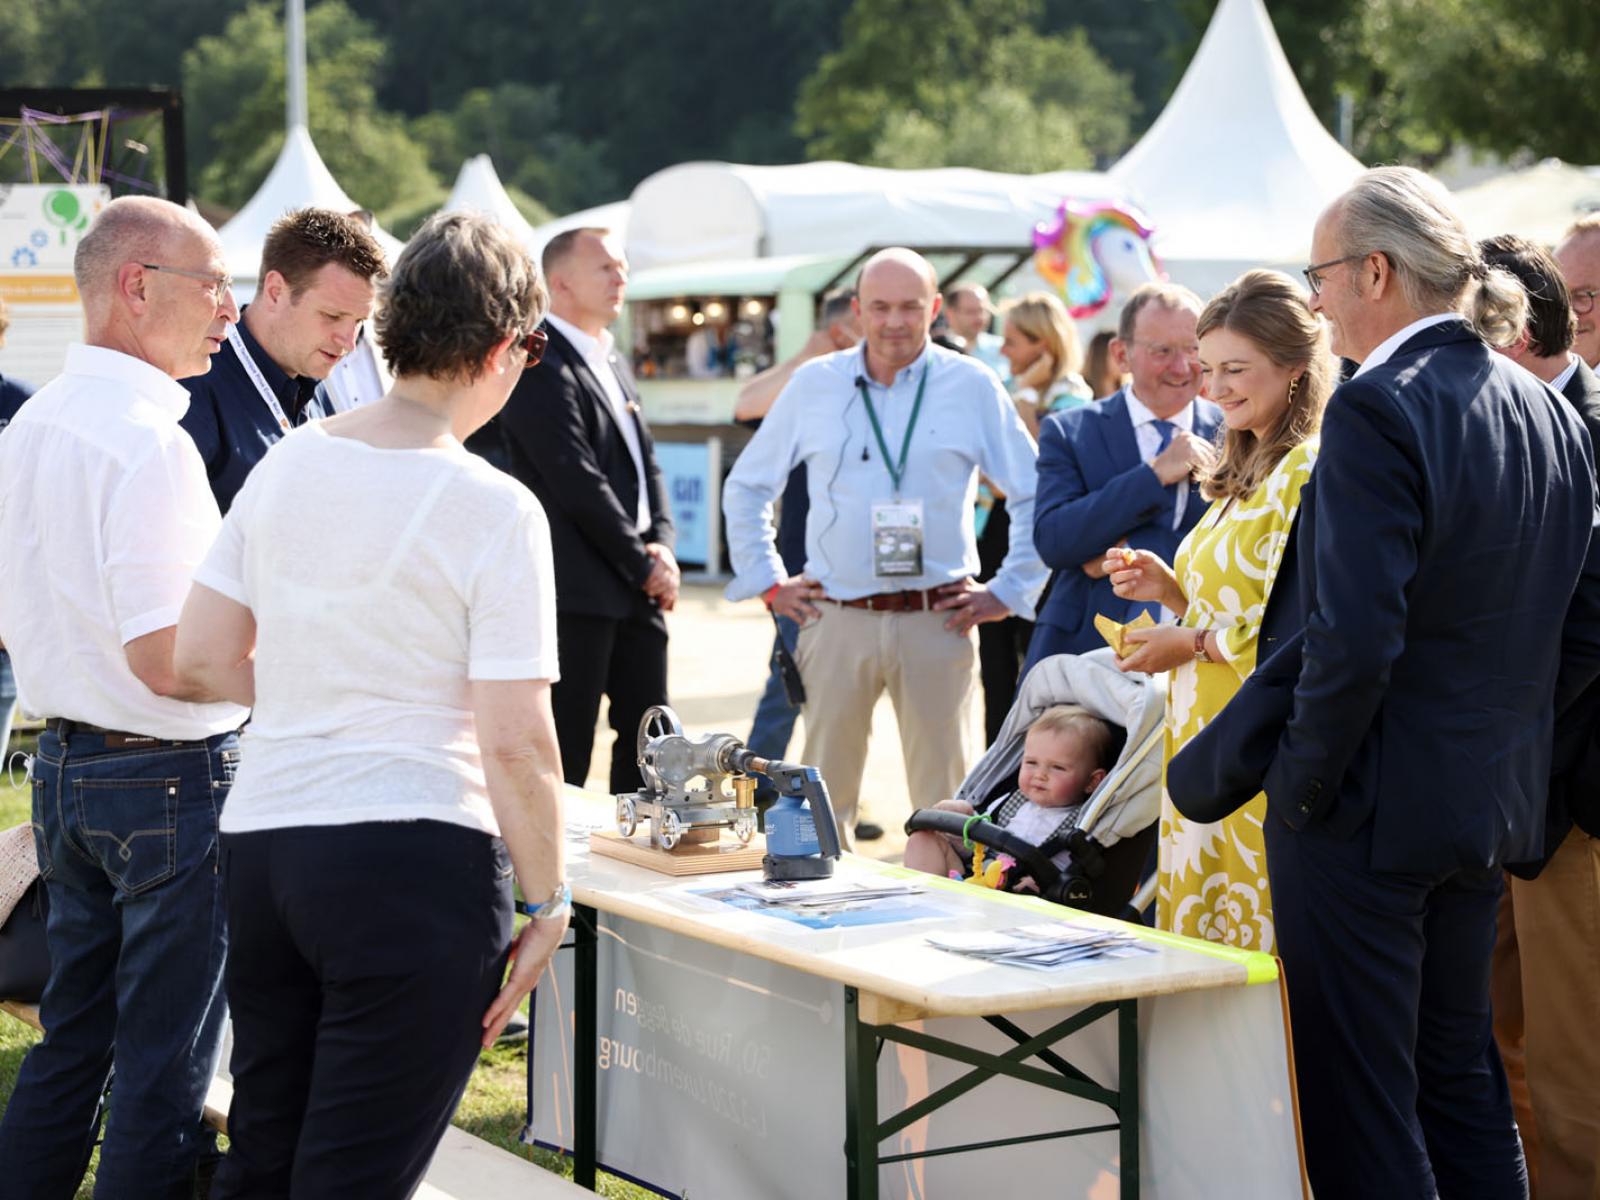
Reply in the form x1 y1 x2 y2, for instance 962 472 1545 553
957 649 1166 849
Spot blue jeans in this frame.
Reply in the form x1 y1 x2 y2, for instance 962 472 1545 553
746 617 801 794
0 649 16 765
0 726 239 1199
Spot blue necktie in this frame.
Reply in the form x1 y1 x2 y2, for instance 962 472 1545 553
1153 419 1178 524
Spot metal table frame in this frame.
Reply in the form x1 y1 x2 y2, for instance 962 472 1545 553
843 987 1139 1200
550 903 1141 1198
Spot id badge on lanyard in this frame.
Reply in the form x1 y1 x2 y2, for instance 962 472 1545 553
860 364 930 578
872 499 925 576
226 324 293 432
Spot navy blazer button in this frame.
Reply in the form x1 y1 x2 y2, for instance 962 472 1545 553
1299 801 1313 814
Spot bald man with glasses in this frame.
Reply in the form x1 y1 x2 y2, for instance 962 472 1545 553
0 197 250 1198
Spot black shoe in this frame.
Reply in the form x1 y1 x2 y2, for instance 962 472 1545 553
495 1012 530 1046
854 821 885 841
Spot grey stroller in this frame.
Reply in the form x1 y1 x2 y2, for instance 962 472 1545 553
904 649 1165 917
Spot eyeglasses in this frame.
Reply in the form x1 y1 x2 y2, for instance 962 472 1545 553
1301 254 1364 296
1573 288 1598 316
140 263 233 301
1132 341 1200 363
519 327 548 366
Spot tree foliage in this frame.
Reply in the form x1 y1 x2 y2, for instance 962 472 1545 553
1350 0 1600 165
1172 0 1600 168
6 0 1600 221
181 2 438 213
411 85 615 219
871 84 1091 173
1040 0 1188 130
795 0 1133 170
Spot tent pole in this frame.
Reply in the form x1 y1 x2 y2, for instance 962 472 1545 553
286 0 308 131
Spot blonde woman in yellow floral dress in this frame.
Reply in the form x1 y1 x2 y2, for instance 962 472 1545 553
1102 270 1334 953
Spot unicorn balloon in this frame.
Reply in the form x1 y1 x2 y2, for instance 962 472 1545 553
1032 201 1164 320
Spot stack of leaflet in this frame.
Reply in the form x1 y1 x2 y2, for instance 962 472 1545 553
732 877 925 911
926 921 1155 971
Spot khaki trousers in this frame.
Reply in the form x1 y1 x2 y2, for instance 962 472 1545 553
1511 828 1600 1199
793 604 977 851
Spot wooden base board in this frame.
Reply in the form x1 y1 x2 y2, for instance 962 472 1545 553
590 828 766 875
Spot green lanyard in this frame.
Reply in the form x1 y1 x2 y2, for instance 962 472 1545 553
858 364 929 497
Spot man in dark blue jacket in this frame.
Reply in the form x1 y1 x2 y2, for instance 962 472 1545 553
1025 284 1221 672
181 208 386 512
1477 233 1600 1197
1177 168 1595 1199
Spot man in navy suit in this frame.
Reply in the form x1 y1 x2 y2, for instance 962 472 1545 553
1478 233 1600 1198
1178 168 1595 1198
1025 284 1222 672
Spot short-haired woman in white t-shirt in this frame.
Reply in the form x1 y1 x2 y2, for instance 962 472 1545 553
175 212 569 1197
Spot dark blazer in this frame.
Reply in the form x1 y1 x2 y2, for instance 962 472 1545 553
1174 321 1595 873
1027 389 1223 663
489 322 674 619
0 372 35 429
1532 358 1600 867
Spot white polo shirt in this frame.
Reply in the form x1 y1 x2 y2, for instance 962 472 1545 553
0 344 248 740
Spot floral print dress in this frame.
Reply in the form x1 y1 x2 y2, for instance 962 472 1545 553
1156 438 1318 953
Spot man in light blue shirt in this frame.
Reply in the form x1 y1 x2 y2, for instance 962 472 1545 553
723 248 1045 848
945 282 1009 382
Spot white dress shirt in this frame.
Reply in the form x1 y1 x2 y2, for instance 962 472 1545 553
1124 384 1197 528
722 340 1047 618
547 312 649 535
1552 353 1580 396
1353 312 1463 378
0 344 248 739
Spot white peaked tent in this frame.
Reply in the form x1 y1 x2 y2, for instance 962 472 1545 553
622 161 1125 271
443 154 537 247
1110 0 1363 292
216 124 405 292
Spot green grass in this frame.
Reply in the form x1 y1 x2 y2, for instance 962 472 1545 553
0 731 649 1197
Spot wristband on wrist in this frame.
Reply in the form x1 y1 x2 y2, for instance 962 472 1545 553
521 881 572 922
762 583 781 610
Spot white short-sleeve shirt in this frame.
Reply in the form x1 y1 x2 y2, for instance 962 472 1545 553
0 344 248 740
197 423 559 835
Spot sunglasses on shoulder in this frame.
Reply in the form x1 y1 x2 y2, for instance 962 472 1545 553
518 328 548 366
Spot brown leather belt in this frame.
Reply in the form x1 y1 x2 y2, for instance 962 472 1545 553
829 588 943 613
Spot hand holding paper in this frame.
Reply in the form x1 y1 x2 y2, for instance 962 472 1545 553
1093 610 1156 658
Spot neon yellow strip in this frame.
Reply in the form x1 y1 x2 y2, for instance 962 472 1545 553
873 861 1279 984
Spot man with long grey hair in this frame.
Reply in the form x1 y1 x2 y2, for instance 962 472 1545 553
1177 166 1597 1197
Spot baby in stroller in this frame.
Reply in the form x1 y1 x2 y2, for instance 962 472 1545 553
904 706 1116 886
902 649 1164 917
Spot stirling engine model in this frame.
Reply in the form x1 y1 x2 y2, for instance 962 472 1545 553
617 706 843 881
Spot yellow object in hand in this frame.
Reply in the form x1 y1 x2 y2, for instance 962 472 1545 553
1094 610 1156 657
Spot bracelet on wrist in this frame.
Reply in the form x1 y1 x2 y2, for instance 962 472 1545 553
762 583 781 610
1194 628 1211 663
